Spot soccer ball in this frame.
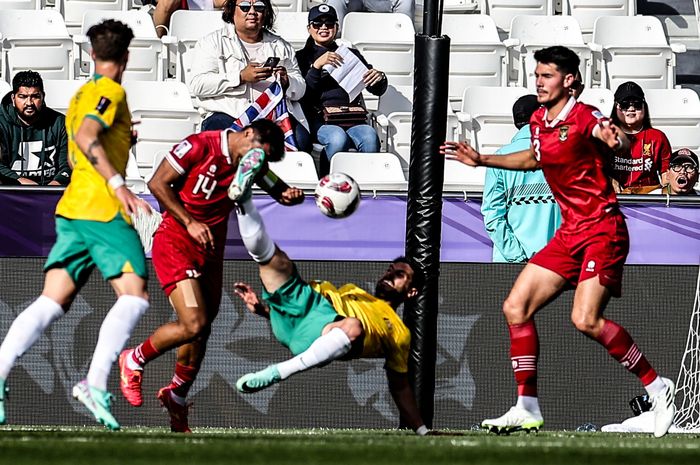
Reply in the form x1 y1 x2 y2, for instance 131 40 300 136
314 172 361 219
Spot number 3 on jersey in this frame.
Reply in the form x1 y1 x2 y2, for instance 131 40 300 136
533 126 542 161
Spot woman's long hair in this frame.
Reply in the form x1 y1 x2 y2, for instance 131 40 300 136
610 101 653 130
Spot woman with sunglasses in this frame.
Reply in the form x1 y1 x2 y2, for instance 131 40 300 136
608 81 671 194
295 4 387 167
189 0 308 142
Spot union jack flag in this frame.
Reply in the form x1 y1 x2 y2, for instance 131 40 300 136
230 80 297 151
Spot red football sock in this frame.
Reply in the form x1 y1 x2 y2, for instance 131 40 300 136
595 319 658 386
509 320 539 397
132 337 161 366
170 363 199 398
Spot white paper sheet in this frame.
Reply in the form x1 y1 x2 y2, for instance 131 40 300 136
322 44 369 102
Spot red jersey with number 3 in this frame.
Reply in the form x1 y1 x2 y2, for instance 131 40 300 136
162 129 237 239
530 98 619 232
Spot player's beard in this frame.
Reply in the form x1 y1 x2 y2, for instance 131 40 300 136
374 279 401 304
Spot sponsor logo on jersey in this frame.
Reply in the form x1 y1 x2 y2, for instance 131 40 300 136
95 97 111 114
173 140 193 159
559 126 569 142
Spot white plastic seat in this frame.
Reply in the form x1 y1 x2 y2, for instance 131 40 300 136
341 13 415 87
76 10 167 81
577 87 614 116
561 0 635 41
591 15 686 90
0 80 10 98
442 14 510 110
0 10 75 82
146 149 168 184
122 81 201 177
268 151 319 189
329 152 408 192
443 159 486 193
456 86 529 154
0 0 42 9
274 12 310 50
271 0 304 11
482 0 555 38
442 0 479 13
508 15 595 90
56 0 128 35
644 88 700 153
126 151 146 194
165 10 226 84
42 79 90 114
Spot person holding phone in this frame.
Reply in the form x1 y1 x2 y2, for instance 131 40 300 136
189 0 308 144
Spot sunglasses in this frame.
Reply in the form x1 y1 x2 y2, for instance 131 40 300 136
309 20 337 29
238 1 266 13
670 163 698 173
617 100 644 110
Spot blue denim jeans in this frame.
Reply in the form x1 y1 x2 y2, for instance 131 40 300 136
317 124 380 161
201 112 235 131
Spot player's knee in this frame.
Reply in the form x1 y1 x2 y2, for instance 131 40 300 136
502 296 526 322
180 316 208 340
571 313 598 335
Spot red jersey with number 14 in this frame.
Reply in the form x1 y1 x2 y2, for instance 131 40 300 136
530 98 618 232
162 129 237 239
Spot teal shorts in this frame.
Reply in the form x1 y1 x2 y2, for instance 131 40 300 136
263 269 340 355
45 215 148 288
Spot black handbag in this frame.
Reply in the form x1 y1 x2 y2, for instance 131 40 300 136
321 105 368 129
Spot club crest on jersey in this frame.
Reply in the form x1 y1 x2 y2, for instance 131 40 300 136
95 97 111 114
643 143 652 156
173 140 193 159
559 126 569 142
208 164 218 174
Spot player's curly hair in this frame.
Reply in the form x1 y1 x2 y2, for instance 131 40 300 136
222 0 276 32
87 20 134 63
534 46 580 78
247 119 285 162
392 256 424 292
12 70 44 94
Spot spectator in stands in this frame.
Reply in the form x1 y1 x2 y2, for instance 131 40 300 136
609 81 671 194
295 4 387 161
327 0 414 32
0 71 70 186
153 0 227 38
481 94 561 263
570 69 584 100
651 148 699 196
189 0 308 144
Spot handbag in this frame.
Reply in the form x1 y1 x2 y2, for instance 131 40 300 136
321 105 368 129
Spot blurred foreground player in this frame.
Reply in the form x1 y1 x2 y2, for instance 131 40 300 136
441 46 676 438
0 20 150 430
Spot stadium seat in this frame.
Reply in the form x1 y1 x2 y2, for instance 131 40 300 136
0 79 10 98
126 151 147 194
0 9 75 82
274 12 310 50
591 15 687 90
561 0 635 41
42 79 89 114
482 0 555 38
441 14 510 110
76 10 168 81
341 13 415 87
507 15 595 90
644 88 700 153
373 84 414 174
0 0 42 9
329 151 408 193
55 0 129 35
164 9 226 84
145 150 168 184
442 0 480 13
122 80 201 177
268 150 319 189
577 86 614 116
456 86 528 154
271 0 304 11
443 159 486 194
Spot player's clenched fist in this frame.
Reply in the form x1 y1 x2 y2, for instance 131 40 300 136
186 220 214 249
439 141 482 166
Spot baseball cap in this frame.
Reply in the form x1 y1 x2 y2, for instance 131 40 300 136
614 81 645 102
670 148 699 167
308 4 338 23
512 95 540 128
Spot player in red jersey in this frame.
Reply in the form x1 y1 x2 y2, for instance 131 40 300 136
118 119 302 432
441 46 676 438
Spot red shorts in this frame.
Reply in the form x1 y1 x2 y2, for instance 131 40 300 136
529 212 629 297
151 219 224 307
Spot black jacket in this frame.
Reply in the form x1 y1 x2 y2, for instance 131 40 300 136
295 38 388 131
0 91 70 185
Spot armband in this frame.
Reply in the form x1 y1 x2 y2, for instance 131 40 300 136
415 425 429 436
108 174 126 190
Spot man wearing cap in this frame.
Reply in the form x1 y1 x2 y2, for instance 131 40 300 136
326 0 414 33
481 94 561 263
651 148 699 195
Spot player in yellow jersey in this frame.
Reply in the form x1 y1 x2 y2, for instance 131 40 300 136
0 20 150 431
231 196 430 435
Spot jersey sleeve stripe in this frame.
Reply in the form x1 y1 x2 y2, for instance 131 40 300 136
85 114 108 129
165 152 186 175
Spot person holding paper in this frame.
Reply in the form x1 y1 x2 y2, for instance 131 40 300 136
295 4 387 165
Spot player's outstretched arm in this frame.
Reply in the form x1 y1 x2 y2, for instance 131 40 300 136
440 141 538 171
386 369 430 435
595 121 630 152
74 118 140 215
233 282 270 318
256 167 305 206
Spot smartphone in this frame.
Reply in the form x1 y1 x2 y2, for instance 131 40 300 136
261 56 280 68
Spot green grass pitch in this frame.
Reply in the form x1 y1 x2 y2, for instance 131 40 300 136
1 427 700 465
